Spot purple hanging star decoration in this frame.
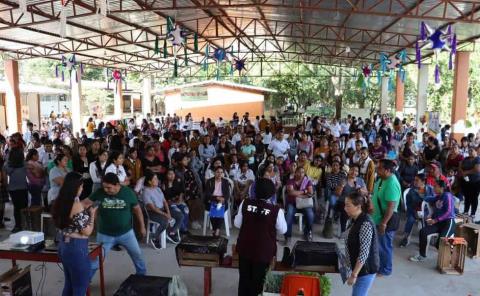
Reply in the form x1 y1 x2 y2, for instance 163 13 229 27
233 58 246 74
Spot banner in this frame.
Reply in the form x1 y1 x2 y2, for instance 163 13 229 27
181 86 208 101
426 111 440 135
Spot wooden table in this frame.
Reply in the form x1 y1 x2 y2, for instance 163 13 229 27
182 259 337 296
0 243 105 296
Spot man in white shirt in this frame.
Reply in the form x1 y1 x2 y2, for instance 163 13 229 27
39 140 55 168
329 118 341 138
231 127 243 146
268 130 290 160
346 130 368 151
23 122 34 144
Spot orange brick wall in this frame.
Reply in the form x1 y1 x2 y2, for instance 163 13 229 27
176 101 264 121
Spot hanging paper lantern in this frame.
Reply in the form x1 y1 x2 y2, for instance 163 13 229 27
213 48 227 62
55 54 83 85
112 70 122 81
378 49 408 91
361 64 372 78
233 58 246 74
416 21 457 85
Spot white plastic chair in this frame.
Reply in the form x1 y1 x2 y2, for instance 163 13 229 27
203 209 231 237
145 219 167 249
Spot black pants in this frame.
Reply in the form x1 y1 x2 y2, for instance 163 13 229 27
419 218 455 257
238 256 270 296
9 190 28 229
335 201 349 233
462 180 480 216
210 217 223 232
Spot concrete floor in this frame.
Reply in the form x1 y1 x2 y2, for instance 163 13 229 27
1 202 479 296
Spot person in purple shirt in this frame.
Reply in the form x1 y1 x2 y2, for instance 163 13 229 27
369 137 387 162
409 180 455 262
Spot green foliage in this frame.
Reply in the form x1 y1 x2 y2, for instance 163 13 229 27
263 271 331 296
81 66 104 81
83 87 113 116
20 58 57 84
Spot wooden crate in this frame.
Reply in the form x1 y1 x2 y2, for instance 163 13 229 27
437 237 467 275
455 214 474 236
458 223 480 258
176 249 221 267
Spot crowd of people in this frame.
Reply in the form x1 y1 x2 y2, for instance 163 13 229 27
0 111 479 296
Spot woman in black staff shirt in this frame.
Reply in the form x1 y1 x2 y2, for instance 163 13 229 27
234 178 287 296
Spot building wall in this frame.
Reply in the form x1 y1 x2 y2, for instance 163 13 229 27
164 85 265 120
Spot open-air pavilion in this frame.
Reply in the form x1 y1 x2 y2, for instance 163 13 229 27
1 0 480 295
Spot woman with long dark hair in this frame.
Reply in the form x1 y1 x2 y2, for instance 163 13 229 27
52 172 96 296
25 149 46 206
72 144 93 199
344 192 379 296
48 153 70 205
105 151 127 185
89 150 108 193
3 148 28 232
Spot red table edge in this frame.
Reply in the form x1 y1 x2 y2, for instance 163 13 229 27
0 244 105 296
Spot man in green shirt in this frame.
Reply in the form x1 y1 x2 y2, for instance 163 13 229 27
371 159 401 277
84 173 146 277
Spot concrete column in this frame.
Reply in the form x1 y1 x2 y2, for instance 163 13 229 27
451 51 471 141
417 64 429 138
70 68 82 134
4 60 22 133
142 77 152 117
395 72 405 118
130 95 135 116
380 76 389 114
114 79 123 119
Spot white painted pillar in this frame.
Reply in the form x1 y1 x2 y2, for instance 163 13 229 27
380 76 389 114
70 68 82 134
142 77 152 117
130 95 135 116
114 79 123 119
417 64 430 138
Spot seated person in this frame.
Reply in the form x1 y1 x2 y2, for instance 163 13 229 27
399 173 435 247
163 168 190 234
325 160 347 216
142 171 183 247
232 161 255 205
204 166 231 237
409 180 455 262
335 164 368 235
398 155 419 191
284 167 314 243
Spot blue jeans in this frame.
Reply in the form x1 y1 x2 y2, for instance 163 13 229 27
90 229 146 279
285 203 314 237
352 273 376 296
171 203 189 232
58 236 90 296
377 230 395 276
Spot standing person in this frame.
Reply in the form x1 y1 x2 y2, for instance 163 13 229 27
409 180 455 262
3 148 28 232
371 159 401 277
344 192 379 296
234 178 287 296
85 173 147 278
459 146 480 217
52 172 96 296
48 154 71 206
25 149 46 206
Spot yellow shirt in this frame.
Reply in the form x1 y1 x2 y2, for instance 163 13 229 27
86 122 95 133
304 161 322 184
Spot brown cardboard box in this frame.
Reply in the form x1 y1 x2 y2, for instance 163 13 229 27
0 265 33 296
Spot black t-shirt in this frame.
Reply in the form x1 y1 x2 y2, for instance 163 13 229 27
424 146 440 161
163 180 184 201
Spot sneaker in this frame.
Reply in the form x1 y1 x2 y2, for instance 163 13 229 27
191 221 201 230
167 233 180 244
399 237 410 248
409 254 427 262
150 239 161 250
307 231 313 242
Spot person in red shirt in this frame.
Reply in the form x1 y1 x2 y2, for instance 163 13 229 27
426 163 450 191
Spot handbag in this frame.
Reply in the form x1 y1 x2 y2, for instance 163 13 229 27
295 197 314 209
168 275 188 296
209 202 225 218
376 181 400 232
